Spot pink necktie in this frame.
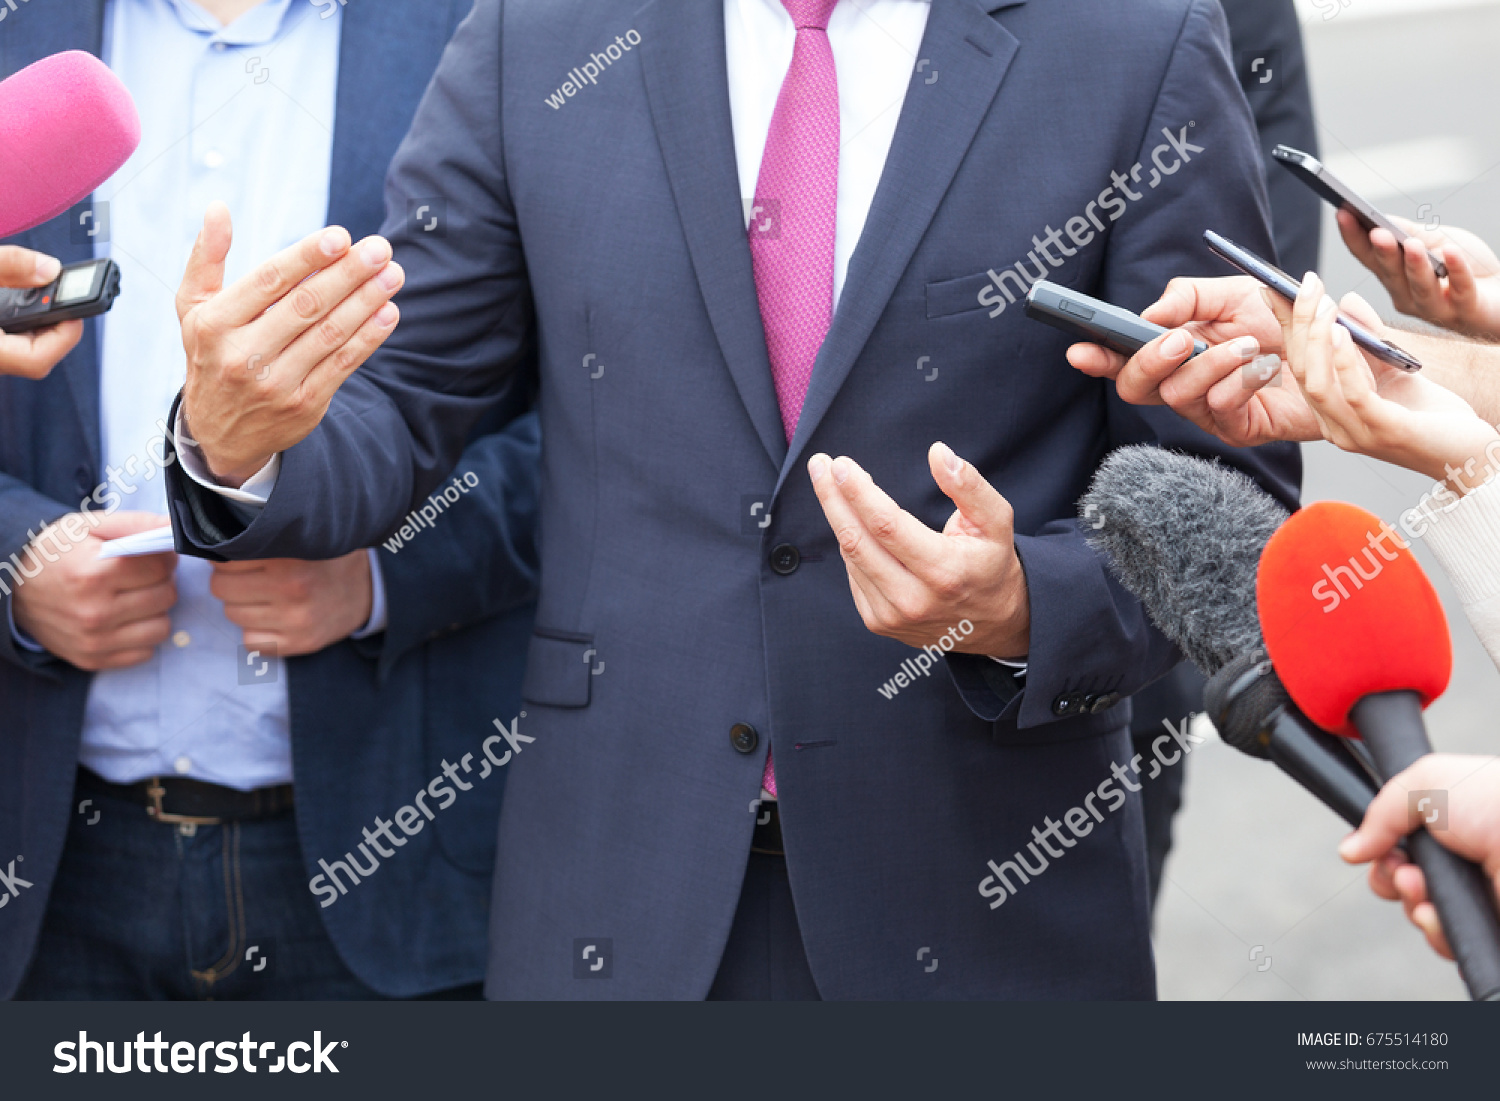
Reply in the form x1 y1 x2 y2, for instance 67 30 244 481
749 0 840 799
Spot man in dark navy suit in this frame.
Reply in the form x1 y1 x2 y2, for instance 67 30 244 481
166 0 1301 999
0 0 538 999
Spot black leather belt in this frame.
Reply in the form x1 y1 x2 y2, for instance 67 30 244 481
77 766 294 826
751 799 784 856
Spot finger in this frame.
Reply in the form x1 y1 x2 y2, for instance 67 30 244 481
210 568 279 607
100 581 179 629
1410 901 1455 960
265 259 402 381
0 246 62 287
1112 329 1200 406
1139 275 1255 328
219 602 294 632
1337 209 1381 270
210 561 271 579
244 239 397 362
293 301 399 408
927 442 1017 545
843 556 903 628
0 320 84 379
1065 342 1127 379
1400 236 1449 317
176 201 234 324
1155 335 1263 412
200 221 356 331
1335 291 1383 331
1367 856 1403 901
1343 775 1428 866
1437 241 1480 320
808 453 913 589
87 510 173 541
93 613 174 656
105 553 179 593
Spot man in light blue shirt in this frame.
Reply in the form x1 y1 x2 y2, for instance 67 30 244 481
0 0 539 1000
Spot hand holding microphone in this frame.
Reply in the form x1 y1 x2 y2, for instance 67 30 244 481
1340 753 1500 961
1257 501 1500 1000
0 49 142 379
0 247 82 378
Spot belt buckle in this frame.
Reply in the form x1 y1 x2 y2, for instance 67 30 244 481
144 778 221 826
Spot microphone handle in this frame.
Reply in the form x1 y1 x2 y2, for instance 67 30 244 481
1351 690 1500 1001
1266 708 1376 828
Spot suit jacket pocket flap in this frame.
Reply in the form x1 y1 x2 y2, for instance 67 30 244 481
521 632 595 708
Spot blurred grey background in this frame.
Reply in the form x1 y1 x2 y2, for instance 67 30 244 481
1152 0 1500 1000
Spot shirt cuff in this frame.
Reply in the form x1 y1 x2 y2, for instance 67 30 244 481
7 603 46 653
350 548 388 639
989 655 1028 677
1418 476 1500 606
173 406 280 509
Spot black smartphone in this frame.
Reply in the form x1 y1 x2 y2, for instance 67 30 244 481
1203 230 1422 372
0 258 121 334
1272 145 1448 279
1024 280 1207 359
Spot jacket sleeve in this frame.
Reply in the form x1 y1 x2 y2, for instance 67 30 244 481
948 0 1302 726
0 475 74 675
366 409 540 678
1415 477 1500 675
163 0 532 563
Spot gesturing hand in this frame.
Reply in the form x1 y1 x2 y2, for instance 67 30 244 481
0 246 83 379
1066 275 1320 447
177 201 404 487
808 443 1029 660
11 511 177 671
211 552 374 658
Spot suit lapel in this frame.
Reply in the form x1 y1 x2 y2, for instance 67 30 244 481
777 0 1024 489
637 0 788 468
4 0 109 469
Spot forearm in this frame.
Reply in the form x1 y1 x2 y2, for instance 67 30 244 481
1393 328 1500 425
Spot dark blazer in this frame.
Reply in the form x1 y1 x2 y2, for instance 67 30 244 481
0 0 540 999
167 0 1301 998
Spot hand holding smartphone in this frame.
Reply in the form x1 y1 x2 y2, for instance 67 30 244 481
1203 230 1422 372
1272 145 1448 279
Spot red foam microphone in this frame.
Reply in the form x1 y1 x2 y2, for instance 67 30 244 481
0 51 141 239
1258 500 1500 1001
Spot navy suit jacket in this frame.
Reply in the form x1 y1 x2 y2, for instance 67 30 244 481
167 0 1302 998
0 0 540 999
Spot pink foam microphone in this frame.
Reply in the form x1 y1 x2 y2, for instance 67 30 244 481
0 51 141 239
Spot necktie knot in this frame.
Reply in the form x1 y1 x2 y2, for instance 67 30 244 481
781 0 838 31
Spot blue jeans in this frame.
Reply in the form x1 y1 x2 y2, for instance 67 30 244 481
19 782 400 1000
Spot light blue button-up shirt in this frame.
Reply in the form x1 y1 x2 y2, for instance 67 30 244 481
74 0 348 790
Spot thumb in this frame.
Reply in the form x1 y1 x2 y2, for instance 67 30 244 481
176 201 232 323
929 442 1012 539
1337 290 1384 331
86 511 172 541
0 246 61 288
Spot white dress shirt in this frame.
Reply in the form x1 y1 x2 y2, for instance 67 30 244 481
75 0 344 789
181 0 933 502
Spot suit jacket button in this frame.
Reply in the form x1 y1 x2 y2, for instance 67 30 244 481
1052 693 1081 717
1088 691 1120 713
730 723 759 754
769 543 800 575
